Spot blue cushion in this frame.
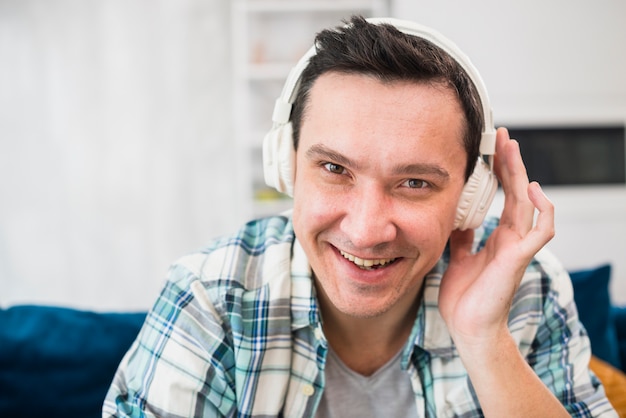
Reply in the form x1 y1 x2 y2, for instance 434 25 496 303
613 306 626 370
570 264 621 370
0 305 145 418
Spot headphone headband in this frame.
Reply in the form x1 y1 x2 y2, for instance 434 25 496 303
272 17 496 157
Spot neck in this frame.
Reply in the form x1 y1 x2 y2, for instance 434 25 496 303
317 285 422 376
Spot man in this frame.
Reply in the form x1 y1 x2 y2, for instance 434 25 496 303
104 16 617 417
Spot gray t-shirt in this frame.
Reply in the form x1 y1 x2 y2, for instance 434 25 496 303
315 346 418 417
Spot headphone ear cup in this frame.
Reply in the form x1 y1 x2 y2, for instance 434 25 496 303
454 158 498 230
262 122 296 196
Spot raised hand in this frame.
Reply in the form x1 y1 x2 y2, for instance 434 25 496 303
438 127 555 345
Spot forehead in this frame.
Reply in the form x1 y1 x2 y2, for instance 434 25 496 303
300 72 466 148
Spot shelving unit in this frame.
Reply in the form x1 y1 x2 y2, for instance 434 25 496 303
230 0 390 219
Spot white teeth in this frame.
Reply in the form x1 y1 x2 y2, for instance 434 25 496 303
340 250 395 270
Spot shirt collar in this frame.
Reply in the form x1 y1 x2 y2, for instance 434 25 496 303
290 236 321 331
401 257 457 371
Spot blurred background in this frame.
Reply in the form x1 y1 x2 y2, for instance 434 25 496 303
1 0 625 311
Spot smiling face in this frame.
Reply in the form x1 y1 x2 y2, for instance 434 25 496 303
292 72 468 320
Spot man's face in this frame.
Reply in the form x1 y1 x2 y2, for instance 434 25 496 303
292 72 467 319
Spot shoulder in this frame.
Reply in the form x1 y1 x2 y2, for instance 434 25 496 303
200 213 294 260
105 214 299 417
474 218 616 415
169 213 295 291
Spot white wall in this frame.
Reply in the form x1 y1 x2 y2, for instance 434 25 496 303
392 0 626 125
393 0 626 303
0 1 244 311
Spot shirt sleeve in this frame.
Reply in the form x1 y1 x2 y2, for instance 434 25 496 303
526 250 618 417
102 262 236 418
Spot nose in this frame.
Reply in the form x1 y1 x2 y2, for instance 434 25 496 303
339 184 398 249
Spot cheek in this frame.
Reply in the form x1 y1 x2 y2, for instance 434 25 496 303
396 194 462 244
293 183 344 235
292 171 336 237
398 207 448 244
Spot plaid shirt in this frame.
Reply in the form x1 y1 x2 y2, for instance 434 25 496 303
103 215 617 417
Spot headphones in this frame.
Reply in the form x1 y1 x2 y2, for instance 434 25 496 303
263 17 498 230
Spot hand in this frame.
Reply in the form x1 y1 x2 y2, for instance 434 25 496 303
438 127 555 346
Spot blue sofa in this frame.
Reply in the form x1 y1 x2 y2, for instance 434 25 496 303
0 307 145 418
570 264 626 371
0 264 624 418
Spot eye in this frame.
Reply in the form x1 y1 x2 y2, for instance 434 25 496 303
403 178 430 189
323 162 346 175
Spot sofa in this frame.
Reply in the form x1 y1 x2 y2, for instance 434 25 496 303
1 264 625 418
0 307 146 417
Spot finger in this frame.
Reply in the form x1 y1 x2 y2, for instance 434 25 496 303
529 181 554 215
492 127 510 182
495 129 534 233
521 182 555 253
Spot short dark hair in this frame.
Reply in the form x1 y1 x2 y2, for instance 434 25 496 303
290 15 484 181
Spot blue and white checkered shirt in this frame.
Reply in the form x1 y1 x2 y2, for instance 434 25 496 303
103 215 617 417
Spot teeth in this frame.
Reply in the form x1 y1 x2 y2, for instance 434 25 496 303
340 250 396 270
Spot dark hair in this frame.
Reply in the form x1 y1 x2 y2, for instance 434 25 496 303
290 15 484 181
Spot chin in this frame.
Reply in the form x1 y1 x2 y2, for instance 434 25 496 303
333 296 397 319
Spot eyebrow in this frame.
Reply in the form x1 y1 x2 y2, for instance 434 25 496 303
306 144 360 169
393 162 450 180
305 143 450 180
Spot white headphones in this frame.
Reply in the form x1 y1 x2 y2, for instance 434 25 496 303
263 17 498 230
